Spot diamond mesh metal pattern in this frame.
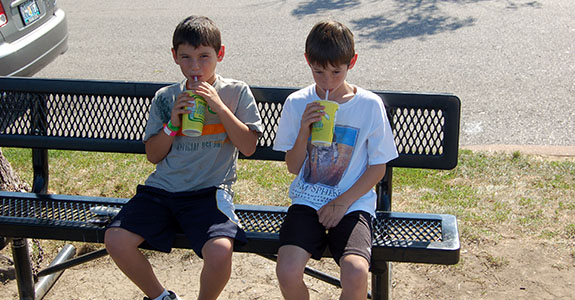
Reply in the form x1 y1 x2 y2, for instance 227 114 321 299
257 102 282 147
45 93 150 140
0 91 151 140
0 197 122 225
236 209 285 234
390 107 445 156
0 196 443 245
255 102 448 156
372 215 442 246
0 92 33 135
1 89 450 159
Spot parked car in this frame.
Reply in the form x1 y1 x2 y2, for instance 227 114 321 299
0 0 68 76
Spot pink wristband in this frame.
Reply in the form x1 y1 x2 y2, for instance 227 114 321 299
163 124 177 136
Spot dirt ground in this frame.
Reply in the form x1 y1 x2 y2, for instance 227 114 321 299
1 230 574 300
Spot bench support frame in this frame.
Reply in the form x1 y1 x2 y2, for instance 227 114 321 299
12 238 35 300
372 262 392 300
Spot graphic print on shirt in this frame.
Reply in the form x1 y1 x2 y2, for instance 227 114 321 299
290 125 359 207
156 95 229 152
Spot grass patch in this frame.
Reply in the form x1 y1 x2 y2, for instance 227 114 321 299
391 150 575 242
235 160 293 206
565 224 575 239
3 148 575 245
485 254 509 268
3 148 153 198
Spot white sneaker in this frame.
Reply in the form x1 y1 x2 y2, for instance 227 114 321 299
143 290 182 300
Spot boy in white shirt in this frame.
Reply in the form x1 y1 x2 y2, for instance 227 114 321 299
273 20 398 300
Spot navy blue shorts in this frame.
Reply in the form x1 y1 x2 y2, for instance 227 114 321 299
279 204 373 265
108 185 246 258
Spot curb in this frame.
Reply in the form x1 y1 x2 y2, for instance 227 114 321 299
461 145 575 158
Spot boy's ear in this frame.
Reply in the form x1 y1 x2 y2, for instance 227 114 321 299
348 54 358 70
217 45 225 62
171 48 179 64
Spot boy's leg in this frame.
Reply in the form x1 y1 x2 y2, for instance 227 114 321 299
328 211 373 300
175 188 247 299
277 205 329 300
104 227 165 299
198 236 234 300
276 245 313 300
339 254 370 300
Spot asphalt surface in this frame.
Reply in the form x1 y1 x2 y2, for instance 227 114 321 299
35 0 575 149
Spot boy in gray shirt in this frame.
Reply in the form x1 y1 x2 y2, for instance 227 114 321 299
104 16 262 300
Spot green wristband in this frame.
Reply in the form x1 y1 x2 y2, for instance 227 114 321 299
167 120 180 131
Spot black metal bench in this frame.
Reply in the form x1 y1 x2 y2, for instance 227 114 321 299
0 77 461 300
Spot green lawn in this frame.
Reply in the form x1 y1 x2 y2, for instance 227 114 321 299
3 148 575 245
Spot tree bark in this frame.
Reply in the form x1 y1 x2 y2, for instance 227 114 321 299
0 148 30 192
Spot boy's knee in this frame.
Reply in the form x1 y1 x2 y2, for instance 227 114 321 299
104 228 138 255
340 255 369 287
276 261 304 286
104 228 118 246
202 237 233 263
104 229 122 254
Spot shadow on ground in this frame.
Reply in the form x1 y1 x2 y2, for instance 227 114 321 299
291 0 542 44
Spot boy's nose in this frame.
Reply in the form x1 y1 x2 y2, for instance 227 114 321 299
190 59 200 70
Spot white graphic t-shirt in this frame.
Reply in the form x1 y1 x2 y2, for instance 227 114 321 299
273 84 398 216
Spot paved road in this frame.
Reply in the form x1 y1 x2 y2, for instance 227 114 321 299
35 0 575 147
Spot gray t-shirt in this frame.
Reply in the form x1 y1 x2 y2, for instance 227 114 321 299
143 75 263 193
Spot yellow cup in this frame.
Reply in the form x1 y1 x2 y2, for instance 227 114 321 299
182 91 207 137
311 100 339 147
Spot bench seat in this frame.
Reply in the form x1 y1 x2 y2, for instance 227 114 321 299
0 191 459 266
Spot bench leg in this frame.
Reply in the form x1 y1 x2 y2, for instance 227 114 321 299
12 238 35 300
35 244 76 300
371 261 392 300
0 236 7 250
37 248 105 277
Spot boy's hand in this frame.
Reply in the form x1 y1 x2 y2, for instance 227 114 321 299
188 80 226 114
317 198 347 229
171 93 196 128
299 101 325 138
284 101 327 175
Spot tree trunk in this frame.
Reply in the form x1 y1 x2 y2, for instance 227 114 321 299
0 148 30 192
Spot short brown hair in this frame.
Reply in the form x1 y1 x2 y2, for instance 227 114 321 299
173 16 221 53
305 20 355 68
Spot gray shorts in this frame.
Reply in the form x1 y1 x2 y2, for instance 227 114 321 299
279 204 373 265
108 185 246 258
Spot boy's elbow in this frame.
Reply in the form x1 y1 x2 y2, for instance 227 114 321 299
239 144 257 157
238 131 259 157
287 167 299 175
146 157 158 164
286 164 301 175
146 153 162 164
371 163 387 180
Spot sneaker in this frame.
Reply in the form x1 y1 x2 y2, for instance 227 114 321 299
143 290 182 300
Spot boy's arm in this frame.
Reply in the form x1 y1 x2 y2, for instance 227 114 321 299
285 101 325 174
145 92 191 164
193 81 258 156
284 129 310 174
317 163 387 229
144 130 175 164
213 104 259 156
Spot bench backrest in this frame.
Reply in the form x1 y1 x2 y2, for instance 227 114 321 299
0 77 460 210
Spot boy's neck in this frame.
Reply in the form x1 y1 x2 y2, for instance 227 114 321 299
317 82 355 104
